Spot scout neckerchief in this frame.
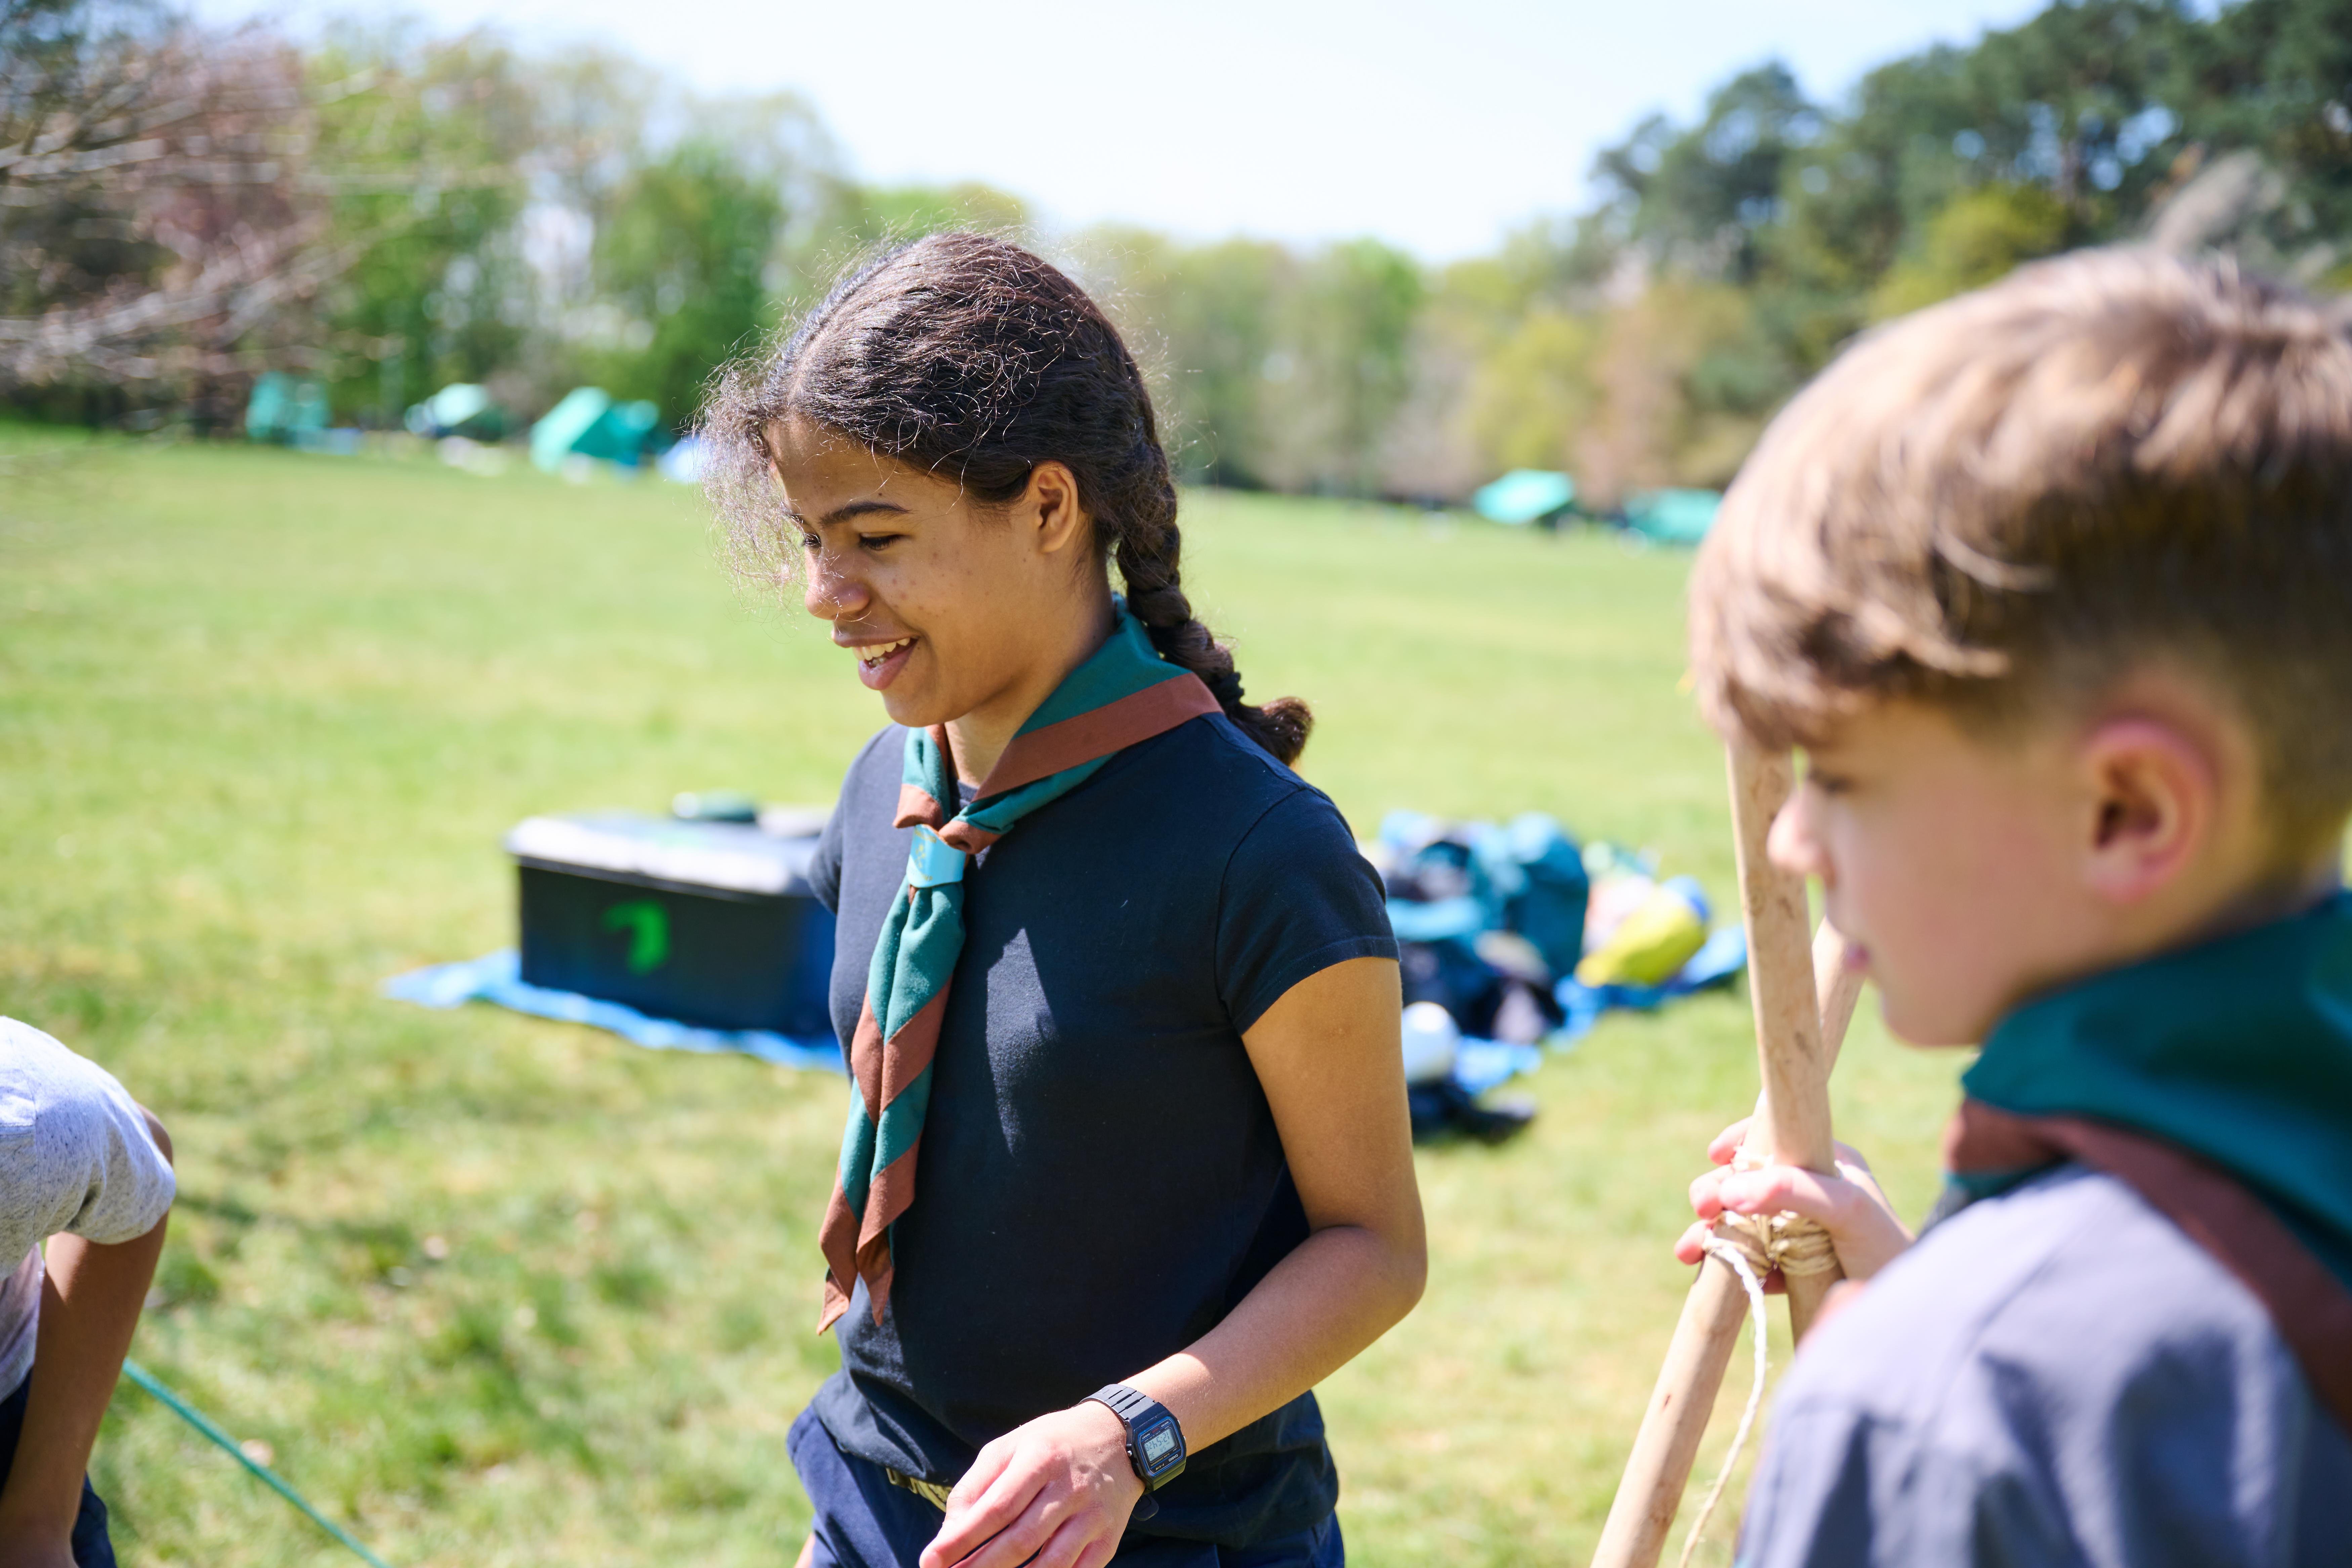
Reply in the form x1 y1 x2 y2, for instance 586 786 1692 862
817 605 1220 1331
1936 888 2352 1427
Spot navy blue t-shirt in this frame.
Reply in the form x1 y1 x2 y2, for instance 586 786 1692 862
804 712 1397 1545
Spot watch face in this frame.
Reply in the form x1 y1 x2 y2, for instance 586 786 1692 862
1138 1418 1180 1473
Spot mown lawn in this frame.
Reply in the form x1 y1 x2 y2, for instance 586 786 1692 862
0 433 1965 1567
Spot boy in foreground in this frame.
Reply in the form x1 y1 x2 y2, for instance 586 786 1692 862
0 1018 175 1568
1676 249 2351 1565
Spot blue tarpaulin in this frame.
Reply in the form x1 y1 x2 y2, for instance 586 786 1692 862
384 948 842 1072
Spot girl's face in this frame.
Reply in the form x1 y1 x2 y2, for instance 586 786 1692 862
767 417 1100 738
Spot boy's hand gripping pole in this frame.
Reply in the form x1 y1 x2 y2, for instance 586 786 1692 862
1589 741 1865 1568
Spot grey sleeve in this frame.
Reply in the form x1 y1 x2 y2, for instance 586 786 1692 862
1737 1403 2081 1568
1737 1169 2352 1568
0 1019 175 1255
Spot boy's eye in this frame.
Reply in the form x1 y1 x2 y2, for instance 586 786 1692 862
1807 770 1854 797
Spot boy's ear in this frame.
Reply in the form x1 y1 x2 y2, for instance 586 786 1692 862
2076 717 2216 906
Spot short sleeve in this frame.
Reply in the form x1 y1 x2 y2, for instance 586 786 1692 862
810 727 899 915
0 1020 175 1258
1215 788 1397 1034
810 797 846 914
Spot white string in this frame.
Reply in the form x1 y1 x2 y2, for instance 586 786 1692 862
1675 1240 1771 1568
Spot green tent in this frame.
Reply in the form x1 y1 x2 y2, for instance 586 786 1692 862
406 383 504 440
1472 469 1578 526
1622 488 1721 546
530 388 667 473
245 373 329 444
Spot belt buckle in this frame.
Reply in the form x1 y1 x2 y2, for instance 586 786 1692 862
885 1466 957 1512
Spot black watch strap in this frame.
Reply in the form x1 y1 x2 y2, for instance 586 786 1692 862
1085 1383 1187 1493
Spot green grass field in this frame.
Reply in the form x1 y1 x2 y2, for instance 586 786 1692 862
0 433 1966 1567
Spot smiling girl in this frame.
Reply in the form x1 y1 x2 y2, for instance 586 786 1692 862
702 233 1425 1568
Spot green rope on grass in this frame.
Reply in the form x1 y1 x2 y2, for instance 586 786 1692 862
118 1359 397 1568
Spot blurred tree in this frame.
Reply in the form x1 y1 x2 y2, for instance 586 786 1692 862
1769 1 2180 364
592 138 785 429
1578 281 1767 503
2163 0 2352 274
842 182 1028 245
0 0 341 427
309 28 538 426
1262 238 1424 495
1870 181 2072 316
16 0 2352 495
1594 63 1822 283
1157 239 1291 488
1460 308 1599 477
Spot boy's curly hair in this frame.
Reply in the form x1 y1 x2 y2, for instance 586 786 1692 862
1689 248 2352 855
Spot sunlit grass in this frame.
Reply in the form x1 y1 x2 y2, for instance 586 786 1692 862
0 434 1963 1566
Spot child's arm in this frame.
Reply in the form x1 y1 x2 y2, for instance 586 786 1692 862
0 1114 171 1566
1674 1115 1913 1286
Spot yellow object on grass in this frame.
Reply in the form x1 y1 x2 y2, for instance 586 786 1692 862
1576 878 1709 987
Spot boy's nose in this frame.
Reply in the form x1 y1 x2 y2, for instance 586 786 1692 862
1768 792 1831 884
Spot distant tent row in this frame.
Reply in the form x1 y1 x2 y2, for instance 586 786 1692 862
243 375 675 478
247 377 1713 530
1470 467 1720 546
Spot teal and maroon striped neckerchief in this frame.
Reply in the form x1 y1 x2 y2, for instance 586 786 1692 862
817 606 1220 1331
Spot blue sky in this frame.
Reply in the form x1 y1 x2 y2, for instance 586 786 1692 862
199 0 2054 259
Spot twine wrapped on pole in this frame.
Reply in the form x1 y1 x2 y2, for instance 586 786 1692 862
1589 741 1865 1568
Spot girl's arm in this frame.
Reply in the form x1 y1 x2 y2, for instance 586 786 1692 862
921 957 1425 1568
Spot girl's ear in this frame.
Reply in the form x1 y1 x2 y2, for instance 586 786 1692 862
1024 461 1091 557
2077 717 2215 906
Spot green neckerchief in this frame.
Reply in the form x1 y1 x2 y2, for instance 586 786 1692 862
815 603 1220 1331
1956 888 2352 1291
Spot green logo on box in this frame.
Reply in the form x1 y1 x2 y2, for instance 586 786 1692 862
601 900 670 974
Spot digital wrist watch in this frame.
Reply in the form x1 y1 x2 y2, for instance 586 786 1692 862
1086 1384 1187 1493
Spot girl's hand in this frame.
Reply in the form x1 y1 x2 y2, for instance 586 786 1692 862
1672 1117 1915 1287
919 1400 1143 1568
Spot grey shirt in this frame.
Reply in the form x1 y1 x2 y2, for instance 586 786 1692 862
0 1018 176 1397
1738 1163 2352 1568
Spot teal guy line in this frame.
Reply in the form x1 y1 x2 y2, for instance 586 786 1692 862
118 1359 398 1568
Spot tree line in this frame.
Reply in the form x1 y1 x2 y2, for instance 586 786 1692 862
4 0 2345 504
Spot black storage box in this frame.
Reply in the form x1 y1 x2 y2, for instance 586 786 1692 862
506 812 836 1036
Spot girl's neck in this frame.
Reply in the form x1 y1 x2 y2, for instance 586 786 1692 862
943 588 1118 789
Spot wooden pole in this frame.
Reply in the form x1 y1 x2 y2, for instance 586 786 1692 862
1726 744 1844 1340
1814 919 1863 1075
1589 743 1859 1568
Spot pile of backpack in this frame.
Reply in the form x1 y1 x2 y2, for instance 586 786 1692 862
1367 811 1748 1142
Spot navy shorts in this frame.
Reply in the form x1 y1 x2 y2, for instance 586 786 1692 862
0 1369 118 1568
787 1405 1342 1568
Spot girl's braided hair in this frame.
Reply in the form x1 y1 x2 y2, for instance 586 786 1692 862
701 230 1311 765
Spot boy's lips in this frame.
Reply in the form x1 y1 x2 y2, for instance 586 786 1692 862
848 636 916 690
